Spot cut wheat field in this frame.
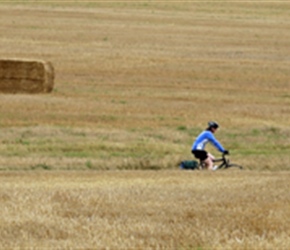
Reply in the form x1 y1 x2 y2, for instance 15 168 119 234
0 1 289 170
0 1 289 249
1 171 290 249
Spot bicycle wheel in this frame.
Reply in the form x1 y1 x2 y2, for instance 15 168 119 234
226 163 243 170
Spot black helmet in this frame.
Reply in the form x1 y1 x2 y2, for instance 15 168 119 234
208 121 219 129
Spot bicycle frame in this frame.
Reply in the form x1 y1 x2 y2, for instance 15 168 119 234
200 153 243 170
213 153 230 169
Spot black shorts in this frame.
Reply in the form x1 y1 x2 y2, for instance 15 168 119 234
192 150 208 161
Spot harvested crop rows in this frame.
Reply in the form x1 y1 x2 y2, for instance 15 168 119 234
0 2 289 249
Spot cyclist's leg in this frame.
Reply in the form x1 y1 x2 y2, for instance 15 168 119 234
207 152 217 170
208 152 215 161
203 156 214 170
192 150 211 170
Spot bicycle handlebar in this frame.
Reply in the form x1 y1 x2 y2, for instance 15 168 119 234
223 150 229 156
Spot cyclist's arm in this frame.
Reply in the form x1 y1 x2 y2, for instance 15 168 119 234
208 133 225 153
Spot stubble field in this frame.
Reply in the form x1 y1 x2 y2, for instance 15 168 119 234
0 1 289 249
1 171 290 249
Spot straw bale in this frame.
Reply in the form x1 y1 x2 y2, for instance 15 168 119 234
0 59 54 93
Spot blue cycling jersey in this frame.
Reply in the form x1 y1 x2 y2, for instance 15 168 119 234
192 130 225 153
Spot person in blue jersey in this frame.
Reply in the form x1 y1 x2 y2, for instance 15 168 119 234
192 121 229 171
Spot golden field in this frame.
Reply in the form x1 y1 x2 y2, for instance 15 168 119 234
0 1 289 249
0 171 289 249
0 1 289 170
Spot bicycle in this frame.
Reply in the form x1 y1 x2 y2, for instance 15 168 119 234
199 153 243 170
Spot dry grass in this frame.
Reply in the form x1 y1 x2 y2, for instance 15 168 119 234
0 1 289 170
0 171 289 249
0 2 289 248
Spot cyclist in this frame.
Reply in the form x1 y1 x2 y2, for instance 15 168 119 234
191 121 229 171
